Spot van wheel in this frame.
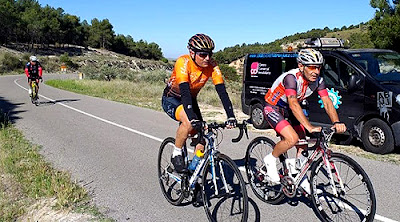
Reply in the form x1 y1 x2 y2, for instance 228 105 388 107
361 118 394 154
251 103 268 129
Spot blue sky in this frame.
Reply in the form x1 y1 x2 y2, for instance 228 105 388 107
38 0 376 59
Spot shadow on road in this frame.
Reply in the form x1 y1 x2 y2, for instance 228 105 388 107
36 98 80 106
0 96 26 124
231 158 320 221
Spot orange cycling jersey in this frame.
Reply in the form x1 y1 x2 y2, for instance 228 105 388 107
165 55 224 97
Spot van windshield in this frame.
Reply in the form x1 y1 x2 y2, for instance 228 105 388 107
349 51 400 82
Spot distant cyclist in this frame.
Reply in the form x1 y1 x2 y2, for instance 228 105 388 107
262 48 346 185
25 55 43 96
162 33 237 173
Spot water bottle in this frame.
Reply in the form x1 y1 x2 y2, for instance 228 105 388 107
188 150 204 171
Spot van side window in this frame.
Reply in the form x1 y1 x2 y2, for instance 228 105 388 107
322 56 358 89
339 61 357 89
322 56 340 87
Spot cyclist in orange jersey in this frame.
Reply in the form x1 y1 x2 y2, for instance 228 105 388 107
162 34 237 174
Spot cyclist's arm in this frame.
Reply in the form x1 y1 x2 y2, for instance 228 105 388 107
284 74 314 132
215 83 235 118
317 79 346 133
179 82 197 121
287 95 314 132
211 64 235 119
25 65 29 78
39 66 43 77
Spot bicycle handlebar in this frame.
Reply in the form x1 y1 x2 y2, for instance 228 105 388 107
309 126 336 150
191 120 248 145
231 121 248 143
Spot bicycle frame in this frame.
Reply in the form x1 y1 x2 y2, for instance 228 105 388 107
164 127 229 195
282 129 345 197
31 81 37 97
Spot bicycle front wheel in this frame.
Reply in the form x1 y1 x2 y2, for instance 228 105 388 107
157 137 185 205
310 152 376 222
202 153 248 222
245 136 285 204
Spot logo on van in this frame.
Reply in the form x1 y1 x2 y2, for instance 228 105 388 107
250 62 259 75
250 62 271 76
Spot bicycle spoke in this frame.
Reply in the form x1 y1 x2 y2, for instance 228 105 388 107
202 154 248 222
311 153 376 222
158 138 184 205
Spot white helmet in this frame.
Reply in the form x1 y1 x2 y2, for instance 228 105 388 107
297 48 324 65
29 56 38 62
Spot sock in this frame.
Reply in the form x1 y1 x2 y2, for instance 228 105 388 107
263 153 277 166
172 146 182 157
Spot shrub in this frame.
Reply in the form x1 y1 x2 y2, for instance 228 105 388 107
60 53 78 69
1 53 23 72
219 64 240 82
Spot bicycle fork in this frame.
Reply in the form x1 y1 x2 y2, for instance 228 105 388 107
322 153 346 197
209 151 230 196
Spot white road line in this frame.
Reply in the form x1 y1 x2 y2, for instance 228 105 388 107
14 78 398 222
14 79 163 142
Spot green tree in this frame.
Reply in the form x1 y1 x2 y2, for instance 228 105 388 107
41 6 61 46
88 18 114 49
348 32 374 48
20 0 43 48
0 0 19 45
369 0 400 51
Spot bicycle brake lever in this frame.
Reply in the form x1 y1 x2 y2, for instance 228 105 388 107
231 122 247 143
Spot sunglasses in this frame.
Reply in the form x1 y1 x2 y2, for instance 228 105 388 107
196 51 213 59
306 65 322 71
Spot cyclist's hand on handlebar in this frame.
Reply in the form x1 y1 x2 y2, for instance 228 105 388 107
225 117 237 129
309 126 322 133
191 119 205 132
332 122 346 133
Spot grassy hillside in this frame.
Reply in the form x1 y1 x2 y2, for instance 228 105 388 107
215 23 373 64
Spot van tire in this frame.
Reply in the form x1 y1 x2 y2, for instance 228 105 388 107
361 118 394 154
250 103 268 129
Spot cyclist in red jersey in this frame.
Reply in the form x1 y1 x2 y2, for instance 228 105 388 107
262 48 346 184
162 34 237 173
25 55 43 95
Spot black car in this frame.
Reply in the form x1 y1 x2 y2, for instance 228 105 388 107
241 38 400 154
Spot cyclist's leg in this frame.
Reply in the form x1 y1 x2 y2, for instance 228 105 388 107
288 110 307 157
28 79 32 95
263 105 298 183
35 79 40 98
162 96 192 172
263 105 298 157
190 98 205 153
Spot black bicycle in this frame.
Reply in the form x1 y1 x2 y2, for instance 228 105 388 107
245 127 376 222
158 121 249 222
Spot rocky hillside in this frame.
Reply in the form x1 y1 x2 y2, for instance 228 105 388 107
0 44 174 74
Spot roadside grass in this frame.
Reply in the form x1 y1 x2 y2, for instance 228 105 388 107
0 112 110 221
46 78 243 111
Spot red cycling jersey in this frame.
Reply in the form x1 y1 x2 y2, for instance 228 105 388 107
265 68 328 107
25 62 42 78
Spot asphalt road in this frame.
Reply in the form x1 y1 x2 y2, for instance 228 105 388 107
0 74 399 222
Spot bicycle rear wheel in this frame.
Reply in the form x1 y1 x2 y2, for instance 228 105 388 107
157 137 185 205
310 152 376 222
202 153 248 222
245 136 285 204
